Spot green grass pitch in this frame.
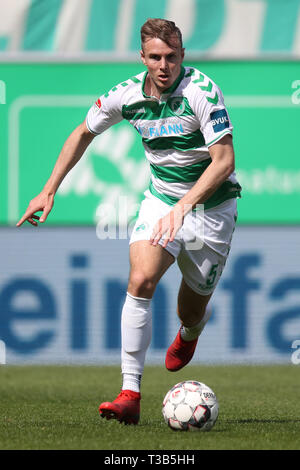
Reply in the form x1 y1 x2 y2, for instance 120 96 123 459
0 364 299 450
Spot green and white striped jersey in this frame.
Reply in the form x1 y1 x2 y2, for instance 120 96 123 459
86 66 241 209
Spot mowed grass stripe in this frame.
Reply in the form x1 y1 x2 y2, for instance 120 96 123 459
0 365 299 450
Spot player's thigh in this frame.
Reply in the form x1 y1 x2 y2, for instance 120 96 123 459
128 240 175 297
130 191 181 260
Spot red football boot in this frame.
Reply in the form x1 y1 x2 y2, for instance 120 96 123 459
165 328 198 372
99 389 141 425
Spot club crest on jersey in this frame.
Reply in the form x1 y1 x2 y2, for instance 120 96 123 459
210 109 229 133
169 97 185 116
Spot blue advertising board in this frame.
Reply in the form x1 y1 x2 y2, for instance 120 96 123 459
1 226 300 364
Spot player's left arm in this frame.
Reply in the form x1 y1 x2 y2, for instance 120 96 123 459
177 133 235 209
150 134 234 247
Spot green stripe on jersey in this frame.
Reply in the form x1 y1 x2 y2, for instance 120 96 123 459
143 129 205 151
122 97 195 121
149 180 242 210
150 159 211 183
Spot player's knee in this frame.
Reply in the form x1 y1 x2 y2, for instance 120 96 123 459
128 271 157 298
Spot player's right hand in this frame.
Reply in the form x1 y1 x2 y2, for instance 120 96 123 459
16 192 54 227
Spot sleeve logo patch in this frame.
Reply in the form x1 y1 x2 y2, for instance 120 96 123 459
95 98 102 108
210 109 229 133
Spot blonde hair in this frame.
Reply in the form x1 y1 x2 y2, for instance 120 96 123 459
141 18 183 50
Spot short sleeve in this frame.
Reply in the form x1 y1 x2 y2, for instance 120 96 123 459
192 81 233 148
86 89 124 135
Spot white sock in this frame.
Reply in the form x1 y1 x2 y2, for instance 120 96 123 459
180 304 212 341
122 373 142 393
121 292 152 392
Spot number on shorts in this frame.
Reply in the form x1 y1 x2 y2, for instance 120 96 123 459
206 264 218 286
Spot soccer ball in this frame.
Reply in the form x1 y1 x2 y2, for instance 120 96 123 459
162 381 219 431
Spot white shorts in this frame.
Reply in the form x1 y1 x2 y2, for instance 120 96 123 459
130 190 237 295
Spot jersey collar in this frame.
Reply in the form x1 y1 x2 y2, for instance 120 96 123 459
142 66 185 101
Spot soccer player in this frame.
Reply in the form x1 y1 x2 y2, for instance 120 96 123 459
17 18 241 425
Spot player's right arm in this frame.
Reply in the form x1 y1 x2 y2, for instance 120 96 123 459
16 79 128 227
16 120 95 227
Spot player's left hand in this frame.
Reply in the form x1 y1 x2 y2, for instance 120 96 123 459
150 205 184 248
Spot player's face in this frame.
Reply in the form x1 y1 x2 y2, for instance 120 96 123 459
140 37 185 96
